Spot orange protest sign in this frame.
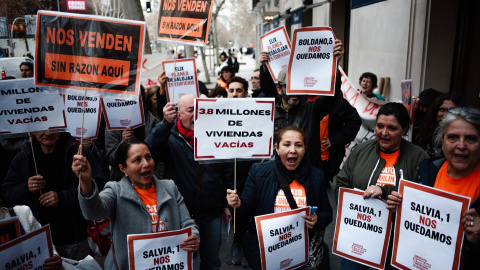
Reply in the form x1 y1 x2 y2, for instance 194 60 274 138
35 11 145 95
157 0 214 46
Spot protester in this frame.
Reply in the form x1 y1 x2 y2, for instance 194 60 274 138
227 76 249 98
227 52 239 74
146 85 162 121
217 66 234 90
72 139 199 270
318 98 361 185
0 201 102 270
250 69 262 97
358 72 385 101
335 103 428 269
415 92 464 157
273 68 342 171
412 88 441 145
146 94 233 270
226 125 332 270
105 85 160 181
208 86 227 98
387 107 480 269
2 131 108 261
20 61 34 78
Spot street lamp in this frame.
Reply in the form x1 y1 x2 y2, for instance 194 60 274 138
10 17 25 57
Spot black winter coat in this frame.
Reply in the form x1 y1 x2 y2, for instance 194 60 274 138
238 158 332 270
145 120 233 223
2 133 108 246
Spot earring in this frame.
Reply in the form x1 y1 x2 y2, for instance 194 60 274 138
125 174 128 177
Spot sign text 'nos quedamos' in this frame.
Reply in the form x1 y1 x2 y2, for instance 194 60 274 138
0 225 54 270
64 92 102 139
391 180 470 270
157 0 213 45
128 228 193 270
288 27 337 96
35 11 145 95
255 208 309 270
333 188 393 269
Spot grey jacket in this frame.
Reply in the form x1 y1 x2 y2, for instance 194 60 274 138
336 139 428 200
79 176 199 270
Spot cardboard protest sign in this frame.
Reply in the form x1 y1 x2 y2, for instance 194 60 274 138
287 27 337 96
391 180 470 270
194 98 274 160
260 26 292 83
255 207 309 270
127 227 193 270
0 217 20 245
64 91 102 139
0 79 66 135
162 58 199 103
35 11 145 95
0 225 54 270
333 188 393 269
157 0 214 46
101 94 145 130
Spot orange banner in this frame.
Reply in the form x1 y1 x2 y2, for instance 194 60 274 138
45 53 130 86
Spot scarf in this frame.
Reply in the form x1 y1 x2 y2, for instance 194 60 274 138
176 118 194 148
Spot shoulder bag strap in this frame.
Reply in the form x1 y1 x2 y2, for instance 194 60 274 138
274 163 298 209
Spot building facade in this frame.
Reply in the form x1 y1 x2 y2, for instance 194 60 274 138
251 0 479 106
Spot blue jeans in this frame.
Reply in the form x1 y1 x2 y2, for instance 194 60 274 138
198 216 222 270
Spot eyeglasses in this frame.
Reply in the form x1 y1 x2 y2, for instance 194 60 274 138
447 107 480 115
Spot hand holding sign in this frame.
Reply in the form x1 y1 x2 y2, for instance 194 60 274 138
462 209 480 244
179 234 200 252
28 175 45 194
72 149 93 195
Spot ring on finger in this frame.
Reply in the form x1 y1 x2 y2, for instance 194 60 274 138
33 184 36 188
471 216 474 221
472 221 474 227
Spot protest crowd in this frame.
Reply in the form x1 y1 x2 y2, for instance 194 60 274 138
0 7 479 270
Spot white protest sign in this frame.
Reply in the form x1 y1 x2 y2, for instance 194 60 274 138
101 94 145 130
64 91 102 139
0 79 66 135
332 188 393 269
288 27 337 96
127 227 192 270
255 207 309 270
0 225 54 270
194 98 274 160
260 26 292 83
392 180 470 270
162 58 199 103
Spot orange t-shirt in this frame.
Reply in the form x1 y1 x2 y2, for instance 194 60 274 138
376 150 400 186
274 180 307 213
134 185 167 233
433 162 480 202
320 115 330 161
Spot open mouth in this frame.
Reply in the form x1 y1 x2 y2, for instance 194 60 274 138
452 154 468 161
140 171 150 179
286 157 297 165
